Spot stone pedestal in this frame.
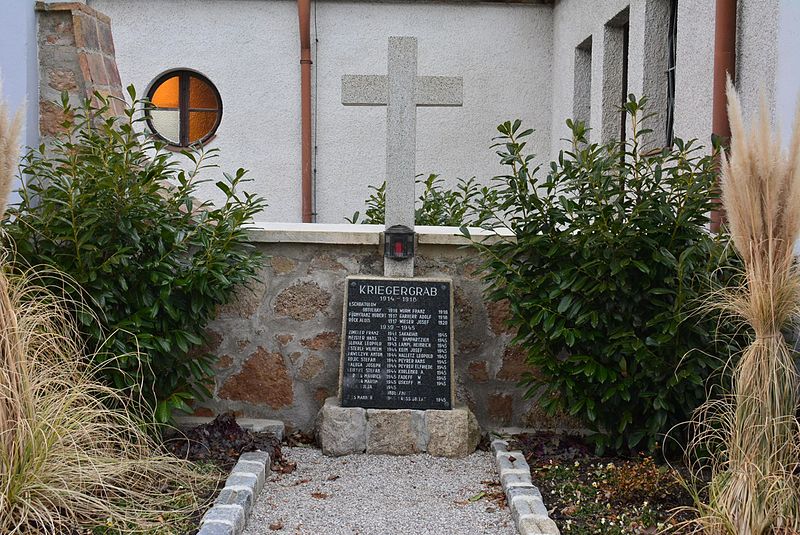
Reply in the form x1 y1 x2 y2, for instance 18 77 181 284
315 397 481 458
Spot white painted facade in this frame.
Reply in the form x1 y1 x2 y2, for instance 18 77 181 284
90 0 552 223
84 0 796 223
0 0 39 206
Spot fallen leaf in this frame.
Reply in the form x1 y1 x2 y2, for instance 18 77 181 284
293 478 311 486
311 491 329 499
561 505 579 516
272 460 297 474
326 474 340 481
468 491 486 502
269 521 284 531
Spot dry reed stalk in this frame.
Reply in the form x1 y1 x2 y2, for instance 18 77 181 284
0 266 218 533
684 82 800 534
0 78 23 220
0 75 26 482
0 77 217 533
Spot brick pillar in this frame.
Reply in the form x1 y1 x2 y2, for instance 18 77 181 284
35 1 125 138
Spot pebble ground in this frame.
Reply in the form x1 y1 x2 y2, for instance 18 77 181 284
243 446 516 535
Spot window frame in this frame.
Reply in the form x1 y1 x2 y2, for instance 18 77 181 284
665 0 679 146
145 69 223 148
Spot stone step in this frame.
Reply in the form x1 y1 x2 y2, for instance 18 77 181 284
174 416 285 441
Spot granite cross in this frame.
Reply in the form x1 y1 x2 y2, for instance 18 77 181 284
342 36 463 277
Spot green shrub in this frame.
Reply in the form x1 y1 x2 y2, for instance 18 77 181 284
3 89 266 422
347 173 496 226
468 96 739 454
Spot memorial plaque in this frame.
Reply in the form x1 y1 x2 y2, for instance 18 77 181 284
340 276 454 410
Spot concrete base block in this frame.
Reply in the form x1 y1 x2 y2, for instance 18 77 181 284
367 408 427 454
315 397 481 458
427 408 481 458
316 397 367 456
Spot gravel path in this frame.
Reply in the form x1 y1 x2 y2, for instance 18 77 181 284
243 446 516 535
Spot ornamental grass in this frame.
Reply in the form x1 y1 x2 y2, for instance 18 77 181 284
0 80 216 533
684 82 800 534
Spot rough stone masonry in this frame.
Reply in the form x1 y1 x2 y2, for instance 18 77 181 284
197 236 581 435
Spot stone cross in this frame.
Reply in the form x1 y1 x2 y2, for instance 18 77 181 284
342 36 463 277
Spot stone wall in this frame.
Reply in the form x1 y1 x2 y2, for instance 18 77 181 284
36 1 124 138
195 224 573 434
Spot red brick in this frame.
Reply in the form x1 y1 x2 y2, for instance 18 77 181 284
73 12 99 50
104 55 121 87
298 355 325 381
86 52 109 86
39 99 71 136
97 20 116 55
44 17 75 47
314 387 330 406
496 345 529 382
219 347 293 409
488 393 513 426
467 360 490 383
48 69 78 91
300 331 340 351
487 299 515 335
214 355 233 370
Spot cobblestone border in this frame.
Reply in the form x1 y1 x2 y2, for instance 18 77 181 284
491 438 561 535
197 450 270 535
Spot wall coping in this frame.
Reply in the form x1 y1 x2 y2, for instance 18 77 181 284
246 222 514 246
35 1 111 24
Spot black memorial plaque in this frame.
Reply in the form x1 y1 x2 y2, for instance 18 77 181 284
340 276 453 410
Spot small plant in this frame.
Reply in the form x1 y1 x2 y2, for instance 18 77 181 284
469 97 740 454
347 174 495 226
3 88 266 422
683 84 800 534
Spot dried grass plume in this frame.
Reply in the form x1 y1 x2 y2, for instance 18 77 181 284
684 80 800 534
0 77 23 219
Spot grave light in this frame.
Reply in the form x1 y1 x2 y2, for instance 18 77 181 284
384 225 415 260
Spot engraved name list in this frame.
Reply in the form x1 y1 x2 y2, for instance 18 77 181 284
340 277 453 410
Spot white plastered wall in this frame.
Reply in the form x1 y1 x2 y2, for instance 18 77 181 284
0 0 39 205
551 0 782 155
89 0 552 223
89 0 303 222
551 0 715 152
313 1 552 224
86 0 786 221
736 0 780 123
775 0 800 142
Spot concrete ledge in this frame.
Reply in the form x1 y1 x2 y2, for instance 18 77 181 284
491 439 560 535
173 416 285 441
197 450 270 535
246 222 514 246
316 397 481 458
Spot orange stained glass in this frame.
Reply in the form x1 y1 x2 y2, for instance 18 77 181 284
188 111 218 143
150 75 179 108
189 76 219 109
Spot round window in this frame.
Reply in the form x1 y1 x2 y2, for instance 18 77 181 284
146 70 222 147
